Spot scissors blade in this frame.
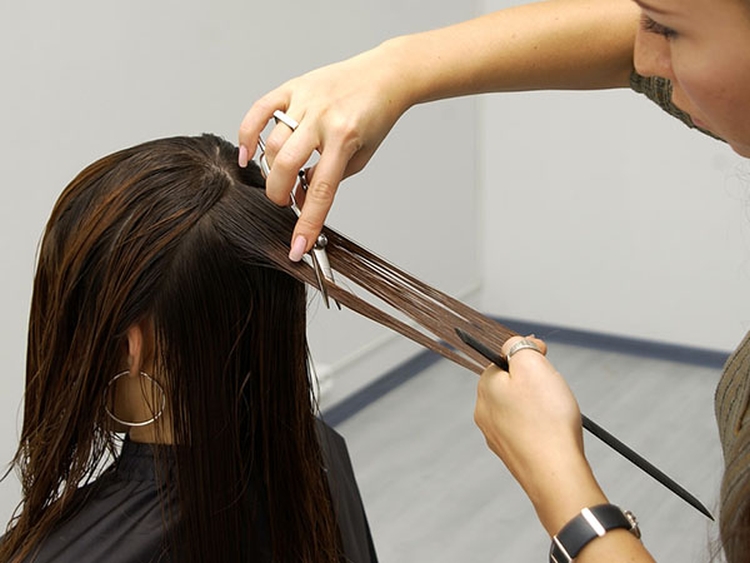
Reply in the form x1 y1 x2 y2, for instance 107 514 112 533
454 328 714 520
309 250 331 309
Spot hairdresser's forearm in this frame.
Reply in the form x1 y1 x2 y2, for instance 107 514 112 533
381 0 640 109
525 454 657 563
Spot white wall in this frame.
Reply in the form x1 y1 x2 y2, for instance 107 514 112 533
5 0 745 540
0 1 480 527
479 0 750 352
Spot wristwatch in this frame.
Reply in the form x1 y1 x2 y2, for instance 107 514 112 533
549 504 640 563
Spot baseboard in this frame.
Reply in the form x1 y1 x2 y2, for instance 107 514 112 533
322 316 730 427
493 316 731 369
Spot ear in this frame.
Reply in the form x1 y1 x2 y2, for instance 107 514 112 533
126 324 145 378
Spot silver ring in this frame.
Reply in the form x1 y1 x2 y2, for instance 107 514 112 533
273 109 299 131
506 339 544 360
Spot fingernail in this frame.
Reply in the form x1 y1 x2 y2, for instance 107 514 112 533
238 145 249 168
289 235 307 262
528 333 536 339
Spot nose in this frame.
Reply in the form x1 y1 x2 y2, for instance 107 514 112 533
633 26 674 80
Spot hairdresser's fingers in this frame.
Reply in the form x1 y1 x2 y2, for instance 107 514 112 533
477 335 575 448
532 336 548 356
291 166 316 210
238 90 318 207
238 92 289 167
475 357 584 482
288 145 356 261
502 334 548 360
263 123 319 207
293 159 358 210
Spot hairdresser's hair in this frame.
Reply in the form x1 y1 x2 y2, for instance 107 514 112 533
1 134 514 562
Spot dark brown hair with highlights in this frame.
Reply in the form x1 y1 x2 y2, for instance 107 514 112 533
1 134 514 562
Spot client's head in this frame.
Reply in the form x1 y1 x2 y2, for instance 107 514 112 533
30 134 310 441
10 134 340 562
29 134 315 440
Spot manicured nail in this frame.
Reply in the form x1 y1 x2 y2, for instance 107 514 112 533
238 145 249 168
289 235 307 262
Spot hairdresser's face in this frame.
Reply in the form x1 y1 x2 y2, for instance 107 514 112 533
633 0 750 157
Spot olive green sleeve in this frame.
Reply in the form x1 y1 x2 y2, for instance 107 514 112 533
629 71 723 141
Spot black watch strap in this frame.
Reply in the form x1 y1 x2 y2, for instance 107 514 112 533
549 504 640 563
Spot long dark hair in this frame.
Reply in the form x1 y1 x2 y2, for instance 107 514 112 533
2 134 515 562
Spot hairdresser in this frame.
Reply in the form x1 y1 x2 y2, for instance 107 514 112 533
239 0 750 561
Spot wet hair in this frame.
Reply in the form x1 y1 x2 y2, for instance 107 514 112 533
1 134 514 562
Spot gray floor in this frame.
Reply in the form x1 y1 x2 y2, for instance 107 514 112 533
330 341 725 562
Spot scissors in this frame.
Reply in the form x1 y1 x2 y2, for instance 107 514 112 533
256 135 340 310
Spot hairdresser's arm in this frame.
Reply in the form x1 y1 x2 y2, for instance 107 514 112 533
238 0 640 259
475 336 656 562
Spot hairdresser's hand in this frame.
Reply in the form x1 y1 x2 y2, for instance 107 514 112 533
475 336 607 536
238 43 411 261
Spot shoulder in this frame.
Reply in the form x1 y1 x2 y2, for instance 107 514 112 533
19 445 171 563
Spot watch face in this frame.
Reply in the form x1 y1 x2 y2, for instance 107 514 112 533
623 510 642 539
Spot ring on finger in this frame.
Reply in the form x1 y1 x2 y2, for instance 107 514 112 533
506 338 544 360
273 109 299 131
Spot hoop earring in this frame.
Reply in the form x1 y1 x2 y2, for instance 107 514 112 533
104 370 166 427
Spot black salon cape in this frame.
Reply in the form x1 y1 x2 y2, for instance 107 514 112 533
16 421 378 563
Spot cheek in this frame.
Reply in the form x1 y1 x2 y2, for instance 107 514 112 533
673 52 750 145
